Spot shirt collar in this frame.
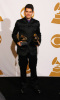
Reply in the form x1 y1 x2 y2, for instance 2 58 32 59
23 16 33 23
26 17 31 22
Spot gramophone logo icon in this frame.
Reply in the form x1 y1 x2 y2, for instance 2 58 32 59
26 60 30 74
0 16 3 21
51 2 60 24
49 57 60 76
0 70 3 75
0 35 2 43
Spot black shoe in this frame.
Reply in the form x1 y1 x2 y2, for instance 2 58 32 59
33 87 42 94
20 87 25 94
20 82 28 94
31 85 42 94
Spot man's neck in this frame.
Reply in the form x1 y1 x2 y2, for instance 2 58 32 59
25 16 32 20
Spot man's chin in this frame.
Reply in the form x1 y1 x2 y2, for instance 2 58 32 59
26 16 31 18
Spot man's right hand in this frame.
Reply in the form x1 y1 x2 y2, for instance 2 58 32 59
17 41 22 46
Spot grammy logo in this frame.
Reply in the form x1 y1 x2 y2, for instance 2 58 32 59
49 57 60 76
51 2 60 24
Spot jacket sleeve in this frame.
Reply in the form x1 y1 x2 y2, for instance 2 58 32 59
12 20 19 46
36 21 41 45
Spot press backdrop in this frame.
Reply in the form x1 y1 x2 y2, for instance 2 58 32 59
0 0 60 77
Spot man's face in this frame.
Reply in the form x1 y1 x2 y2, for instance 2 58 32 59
24 8 34 19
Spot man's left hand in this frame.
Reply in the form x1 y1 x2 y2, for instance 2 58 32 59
35 40 40 47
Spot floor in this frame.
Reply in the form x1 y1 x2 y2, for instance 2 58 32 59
0 77 60 100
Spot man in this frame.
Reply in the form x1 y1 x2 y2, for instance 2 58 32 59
12 4 41 94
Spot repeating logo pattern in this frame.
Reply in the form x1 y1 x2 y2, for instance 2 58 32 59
50 2 60 76
0 3 60 76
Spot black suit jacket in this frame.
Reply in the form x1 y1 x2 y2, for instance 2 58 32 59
12 16 41 56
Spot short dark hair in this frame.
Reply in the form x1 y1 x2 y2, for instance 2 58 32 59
25 4 34 11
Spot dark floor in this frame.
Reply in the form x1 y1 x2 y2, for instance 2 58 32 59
0 77 60 100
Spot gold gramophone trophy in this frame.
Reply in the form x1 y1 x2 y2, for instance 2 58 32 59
30 33 39 46
19 35 28 46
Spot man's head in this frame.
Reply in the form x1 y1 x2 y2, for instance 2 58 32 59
24 4 34 19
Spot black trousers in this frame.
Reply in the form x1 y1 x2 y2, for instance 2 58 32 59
18 52 38 87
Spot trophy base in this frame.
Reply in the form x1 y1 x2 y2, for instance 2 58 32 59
20 42 28 46
30 41 39 47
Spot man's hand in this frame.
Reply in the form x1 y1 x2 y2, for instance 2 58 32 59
17 41 22 46
35 40 40 47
